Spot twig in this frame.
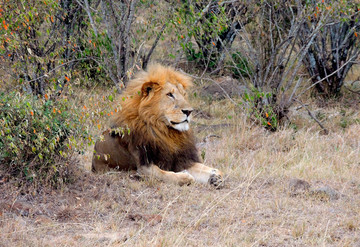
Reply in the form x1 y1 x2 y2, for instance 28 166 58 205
142 24 166 69
90 57 122 92
174 0 214 66
322 220 331 245
77 0 98 36
124 0 137 74
24 58 91 84
294 99 328 134
344 85 360 95
100 0 121 80
294 104 309 110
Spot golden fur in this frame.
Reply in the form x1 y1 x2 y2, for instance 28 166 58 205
111 64 194 152
92 64 223 187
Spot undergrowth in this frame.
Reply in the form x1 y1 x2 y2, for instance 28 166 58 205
0 92 88 187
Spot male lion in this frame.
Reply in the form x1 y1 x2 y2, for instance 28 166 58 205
92 64 223 187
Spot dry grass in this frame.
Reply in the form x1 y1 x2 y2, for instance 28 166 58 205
1 85 360 247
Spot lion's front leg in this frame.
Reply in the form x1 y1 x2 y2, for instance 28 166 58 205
138 164 195 186
187 163 224 188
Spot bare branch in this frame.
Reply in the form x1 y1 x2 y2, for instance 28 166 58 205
100 0 121 80
143 24 166 69
174 0 214 66
344 85 360 95
77 0 98 36
294 99 329 135
298 53 359 97
124 0 137 76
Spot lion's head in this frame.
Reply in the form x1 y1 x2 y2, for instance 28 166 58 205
139 79 193 132
112 64 194 144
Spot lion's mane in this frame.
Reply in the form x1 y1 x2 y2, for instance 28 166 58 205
110 64 200 172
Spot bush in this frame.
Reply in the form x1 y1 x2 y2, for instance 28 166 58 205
174 1 246 72
0 0 88 96
229 52 252 79
0 92 86 187
298 1 360 98
242 90 278 131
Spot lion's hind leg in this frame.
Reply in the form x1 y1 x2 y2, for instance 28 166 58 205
138 164 195 186
187 163 224 188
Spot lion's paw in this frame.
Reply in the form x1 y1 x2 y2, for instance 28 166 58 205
177 171 195 186
208 169 224 189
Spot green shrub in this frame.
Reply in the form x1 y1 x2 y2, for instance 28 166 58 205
242 90 278 131
174 1 240 72
229 52 252 79
0 92 86 187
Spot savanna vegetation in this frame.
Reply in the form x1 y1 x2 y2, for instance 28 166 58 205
0 0 359 246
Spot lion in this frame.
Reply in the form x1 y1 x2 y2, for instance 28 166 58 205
92 64 223 187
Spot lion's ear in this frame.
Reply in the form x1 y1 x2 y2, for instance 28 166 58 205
141 82 159 97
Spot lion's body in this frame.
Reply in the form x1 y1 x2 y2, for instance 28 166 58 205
92 130 137 172
92 64 223 186
92 128 200 173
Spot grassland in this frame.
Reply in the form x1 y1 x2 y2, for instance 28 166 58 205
0 77 359 247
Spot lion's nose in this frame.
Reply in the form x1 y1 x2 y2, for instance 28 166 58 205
182 109 193 117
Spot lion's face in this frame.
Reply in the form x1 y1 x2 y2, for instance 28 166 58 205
160 82 193 131
139 81 194 132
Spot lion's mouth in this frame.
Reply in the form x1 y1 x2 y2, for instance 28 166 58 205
170 119 188 125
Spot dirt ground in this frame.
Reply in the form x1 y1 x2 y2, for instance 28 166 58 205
1 88 360 246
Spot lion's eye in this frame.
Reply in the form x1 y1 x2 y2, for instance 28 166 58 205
167 92 174 99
